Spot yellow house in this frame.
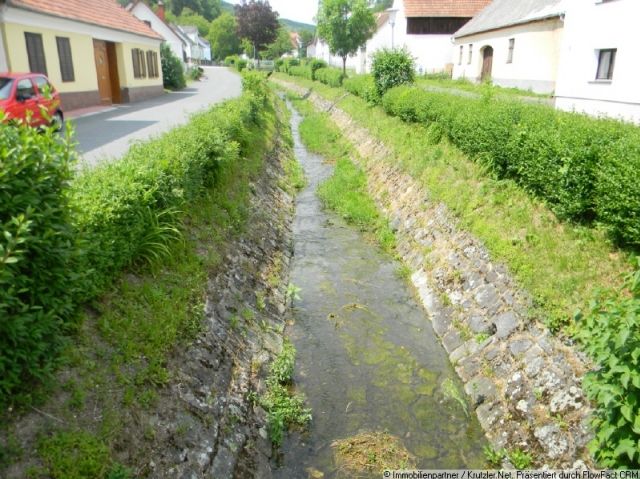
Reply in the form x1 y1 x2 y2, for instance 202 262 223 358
0 0 164 110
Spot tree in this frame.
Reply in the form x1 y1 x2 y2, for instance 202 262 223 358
370 0 393 12
208 12 240 60
177 8 212 36
299 30 315 58
264 27 293 59
235 0 280 58
317 0 376 74
170 0 222 21
160 43 186 90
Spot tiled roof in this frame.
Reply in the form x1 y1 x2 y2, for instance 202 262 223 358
8 0 162 39
403 0 492 18
454 0 565 37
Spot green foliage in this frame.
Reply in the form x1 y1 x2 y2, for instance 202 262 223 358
317 0 376 73
507 448 534 469
343 74 379 104
378 84 640 248
289 65 313 80
260 339 312 446
306 59 328 80
371 48 415 97
483 445 504 466
38 431 112 479
576 263 640 467
315 67 345 87
188 65 204 81
175 9 212 36
224 54 239 66
160 43 186 90
235 0 280 51
0 122 76 406
264 26 294 59
208 12 240 60
0 74 271 408
236 58 248 71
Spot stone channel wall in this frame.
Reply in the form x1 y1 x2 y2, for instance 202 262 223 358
137 102 296 478
274 78 594 468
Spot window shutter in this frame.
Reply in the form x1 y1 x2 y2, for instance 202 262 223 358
140 50 147 78
56 37 75 82
25 33 48 75
132 49 140 78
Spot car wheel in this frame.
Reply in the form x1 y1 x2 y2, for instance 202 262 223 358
51 111 63 132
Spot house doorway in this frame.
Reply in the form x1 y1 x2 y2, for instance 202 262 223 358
481 46 493 82
93 40 112 104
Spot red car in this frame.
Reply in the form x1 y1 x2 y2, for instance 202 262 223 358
0 72 63 129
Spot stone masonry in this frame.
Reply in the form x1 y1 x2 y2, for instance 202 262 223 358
273 78 594 468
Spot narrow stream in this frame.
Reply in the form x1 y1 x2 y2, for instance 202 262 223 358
275 102 488 477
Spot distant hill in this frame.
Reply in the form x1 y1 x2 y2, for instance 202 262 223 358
221 0 315 33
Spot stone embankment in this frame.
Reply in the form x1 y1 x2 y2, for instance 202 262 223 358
143 109 295 478
273 79 593 468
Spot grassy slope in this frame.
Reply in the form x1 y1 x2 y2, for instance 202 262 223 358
2 98 280 479
275 73 631 333
290 96 395 253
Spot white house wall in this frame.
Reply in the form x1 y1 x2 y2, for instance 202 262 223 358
131 3 184 62
554 0 640 124
0 22 8 72
452 18 563 94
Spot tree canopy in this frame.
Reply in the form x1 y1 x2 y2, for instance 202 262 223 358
235 0 280 55
317 0 376 73
264 27 294 59
208 12 240 60
170 0 222 21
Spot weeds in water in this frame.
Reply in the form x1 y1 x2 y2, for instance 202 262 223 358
286 283 302 302
440 378 469 418
259 340 311 446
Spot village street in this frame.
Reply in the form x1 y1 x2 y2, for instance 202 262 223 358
73 66 242 167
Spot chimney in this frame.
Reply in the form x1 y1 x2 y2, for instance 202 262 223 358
157 1 165 21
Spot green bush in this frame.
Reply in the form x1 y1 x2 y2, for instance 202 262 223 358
274 58 284 72
289 65 313 80
282 58 300 74
160 43 186 90
0 74 271 406
577 265 640 467
236 59 248 72
379 84 640 247
0 124 77 402
315 67 345 87
371 48 415 97
224 55 239 66
344 74 379 104
307 59 327 80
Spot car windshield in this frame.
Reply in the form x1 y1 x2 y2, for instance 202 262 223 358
0 78 13 100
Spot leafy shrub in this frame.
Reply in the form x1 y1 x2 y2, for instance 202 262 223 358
344 74 379 104
188 66 204 81
371 48 415 97
160 43 186 90
576 265 640 467
274 58 284 72
379 84 640 247
224 55 239 66
0 74 271 406
289 65 313 80
315 67 345 87
306 58 327 80
0 124 77 403
236 59 248 72
281 58 300 74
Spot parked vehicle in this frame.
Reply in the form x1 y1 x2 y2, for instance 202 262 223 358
0 72 63 129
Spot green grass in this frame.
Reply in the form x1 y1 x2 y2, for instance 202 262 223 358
291 97 395 253
417 76 550 100
274 74 631 333
3 96 281 478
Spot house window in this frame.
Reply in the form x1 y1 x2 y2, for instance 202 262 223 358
596 48 616 80
468 44 473 64
507 38 515 63
146 50 159 78
132 48 147 79
25 32 47 75
406 17 470 35
458 45 463 65
56 37 75 82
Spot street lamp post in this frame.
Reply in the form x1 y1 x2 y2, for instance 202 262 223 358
388 9 398 49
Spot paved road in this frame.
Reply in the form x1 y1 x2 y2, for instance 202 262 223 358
73 66 242 167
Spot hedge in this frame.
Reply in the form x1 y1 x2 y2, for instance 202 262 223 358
378 85 640 248
343 74 378 103
314 67 345 88
289 65 313 81
0 72 270 404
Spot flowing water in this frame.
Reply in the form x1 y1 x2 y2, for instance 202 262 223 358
274 103 488 478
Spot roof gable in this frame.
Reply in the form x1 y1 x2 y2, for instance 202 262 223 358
455 0 565 38
8 0 162 40
403 0 492 18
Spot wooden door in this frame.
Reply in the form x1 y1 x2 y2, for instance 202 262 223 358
481 46 493 82
93 40 112 104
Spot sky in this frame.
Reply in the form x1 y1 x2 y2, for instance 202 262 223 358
227 0 320 25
